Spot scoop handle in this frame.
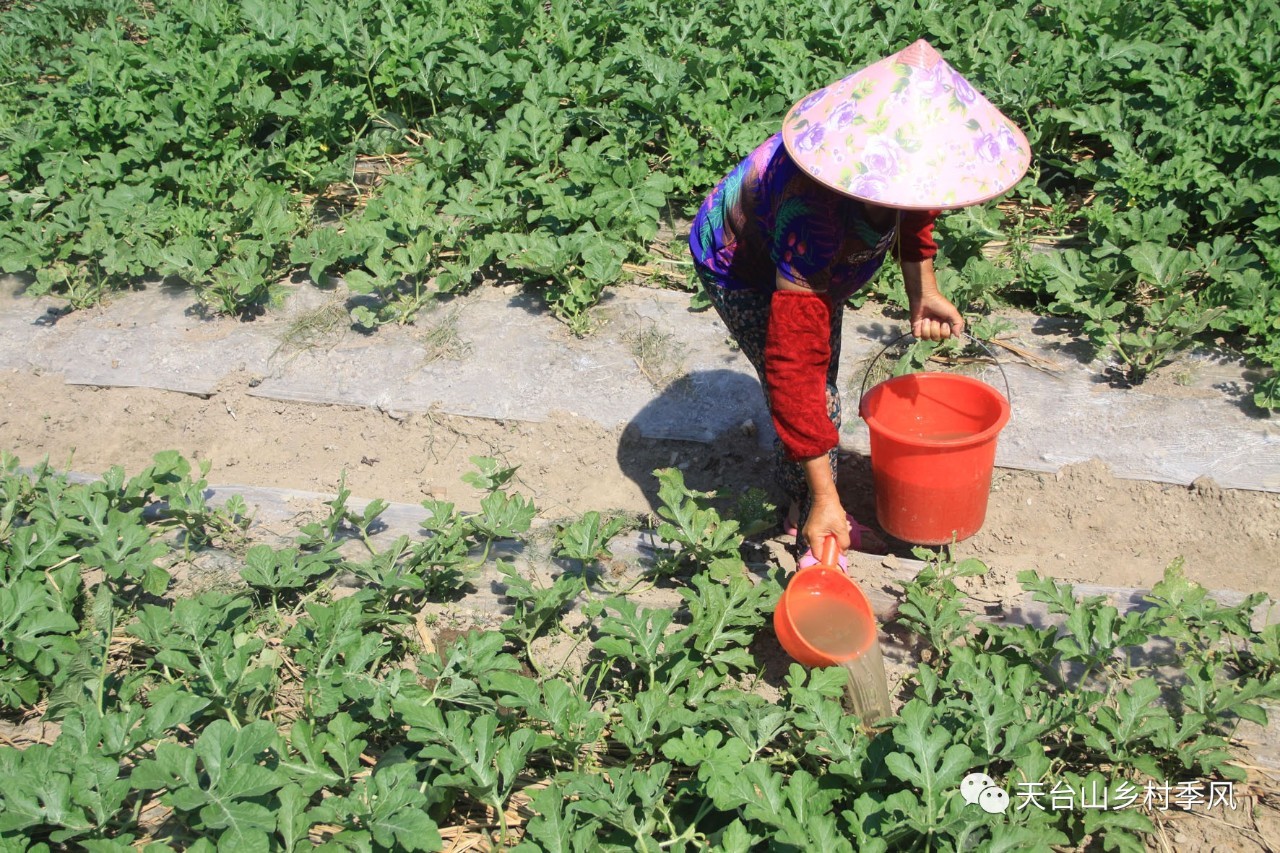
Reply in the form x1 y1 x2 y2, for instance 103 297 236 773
818 534 841 568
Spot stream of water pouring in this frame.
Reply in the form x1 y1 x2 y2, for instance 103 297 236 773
841 646 892 725
791 597 893 724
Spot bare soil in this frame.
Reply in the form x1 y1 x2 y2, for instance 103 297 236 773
3 367 1277 599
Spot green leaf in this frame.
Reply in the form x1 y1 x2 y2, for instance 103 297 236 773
130 720 284 848
350 763 442 852
496 561 578 649
715 819 763 852
513 783 602 852
240 544 338 593
1125 243 1196 292
274 784 317 853
461 456 518 492
1081 807 1154 852
470 490 536 539
660 728 750 777
278 720 345 797
593 598 674 670
884 699 975 824
415 711 533 808
0 745 91 837
555 511 629 562
285 597 392 717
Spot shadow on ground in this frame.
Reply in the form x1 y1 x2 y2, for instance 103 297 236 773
617 369 774 515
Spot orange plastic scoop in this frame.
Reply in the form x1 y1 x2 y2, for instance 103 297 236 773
773 536 880 668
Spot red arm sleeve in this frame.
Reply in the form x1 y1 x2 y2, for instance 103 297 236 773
893 209 940 262
764 289 840 461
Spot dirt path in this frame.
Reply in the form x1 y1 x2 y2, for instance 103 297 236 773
3 366 1278 599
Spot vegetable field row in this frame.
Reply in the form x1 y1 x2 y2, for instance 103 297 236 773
2 453 1278 850
1 0 1277 403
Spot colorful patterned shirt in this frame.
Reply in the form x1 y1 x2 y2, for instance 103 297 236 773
690 133 938 303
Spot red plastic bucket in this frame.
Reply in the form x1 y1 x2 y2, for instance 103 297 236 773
859 372 1010 546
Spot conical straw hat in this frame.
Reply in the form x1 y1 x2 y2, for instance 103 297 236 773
781 40 1031 210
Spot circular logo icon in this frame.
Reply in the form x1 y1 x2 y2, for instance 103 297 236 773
960 772 1009 814
979 787 1010 814
960 772 996 806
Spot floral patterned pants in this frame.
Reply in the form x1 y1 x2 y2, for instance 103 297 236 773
697 269 843 536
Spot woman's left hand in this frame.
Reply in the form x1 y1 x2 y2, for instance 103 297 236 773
911 290 965 341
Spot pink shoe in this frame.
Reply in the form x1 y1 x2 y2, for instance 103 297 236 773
798 549 849 571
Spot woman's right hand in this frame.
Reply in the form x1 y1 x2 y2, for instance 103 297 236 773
803 492 852 554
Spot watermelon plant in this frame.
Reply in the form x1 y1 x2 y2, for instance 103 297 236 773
1 0 1275 403
1 451 1277 850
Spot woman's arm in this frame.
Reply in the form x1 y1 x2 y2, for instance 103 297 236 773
771 272 852 551
799 455 850 551
894 209 964 340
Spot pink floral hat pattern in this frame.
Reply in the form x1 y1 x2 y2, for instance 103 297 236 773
781 40 1031 210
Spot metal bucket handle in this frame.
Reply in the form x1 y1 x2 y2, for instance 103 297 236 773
857 330 1012 406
